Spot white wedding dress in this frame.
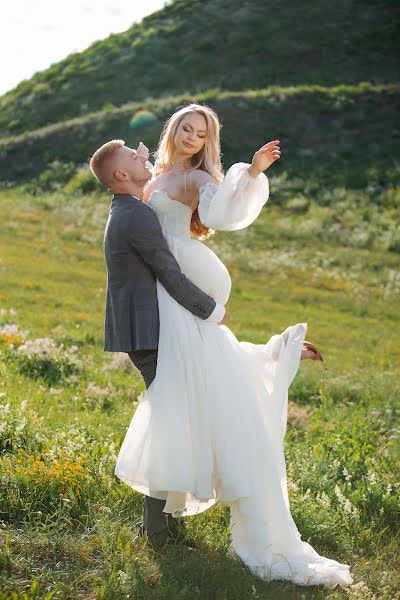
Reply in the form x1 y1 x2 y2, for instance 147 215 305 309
115 163 353 588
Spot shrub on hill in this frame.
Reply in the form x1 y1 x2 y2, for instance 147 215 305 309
0 84 398 192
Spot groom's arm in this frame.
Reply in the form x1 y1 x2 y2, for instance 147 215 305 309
125 202 225 323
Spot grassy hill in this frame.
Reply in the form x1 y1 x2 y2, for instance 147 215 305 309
1 83 399 191
0 0 399 137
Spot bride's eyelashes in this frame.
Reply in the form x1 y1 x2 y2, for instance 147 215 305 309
183 125 206 140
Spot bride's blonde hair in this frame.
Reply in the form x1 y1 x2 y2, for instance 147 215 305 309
153 103 224 239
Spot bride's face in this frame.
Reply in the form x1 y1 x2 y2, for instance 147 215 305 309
174 112 207 157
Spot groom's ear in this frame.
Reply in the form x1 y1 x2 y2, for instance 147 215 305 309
113 169 127 182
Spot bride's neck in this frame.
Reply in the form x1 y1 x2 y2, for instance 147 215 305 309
167 152 192 170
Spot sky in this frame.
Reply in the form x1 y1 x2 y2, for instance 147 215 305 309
1 0 167 96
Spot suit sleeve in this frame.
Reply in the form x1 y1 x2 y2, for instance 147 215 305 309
126 201 225 322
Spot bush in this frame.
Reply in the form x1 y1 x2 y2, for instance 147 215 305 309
286 195 309 213
0 400 47 455
15 338 82 385
65 168 102 194
22 161 76 194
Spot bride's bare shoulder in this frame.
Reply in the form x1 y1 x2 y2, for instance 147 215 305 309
187 169 215 189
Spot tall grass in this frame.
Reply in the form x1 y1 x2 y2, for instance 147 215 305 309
0 181 399 598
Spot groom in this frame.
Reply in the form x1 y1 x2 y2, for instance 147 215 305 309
90 139 227 543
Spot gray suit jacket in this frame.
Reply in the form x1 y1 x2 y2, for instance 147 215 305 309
103 193 219 352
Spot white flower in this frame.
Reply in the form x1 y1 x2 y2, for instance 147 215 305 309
0 324 18 336
346 580 377 600
335 485 359 519
117 570 128 585
317 491 331 509
343 466 352 482
366 471 378 485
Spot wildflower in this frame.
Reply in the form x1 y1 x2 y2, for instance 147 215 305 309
317 491 331 509
346 580 377 600
118 571 129 585
342 467 352 482
49 387 64 396
85 381 116 400
334 485 359 519
16 337 82 382
103 352 134 373
0 323 26 347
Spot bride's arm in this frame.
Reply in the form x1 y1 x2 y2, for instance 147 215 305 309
194 140 280 231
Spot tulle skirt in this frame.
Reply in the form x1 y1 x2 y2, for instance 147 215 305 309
115 282 353 588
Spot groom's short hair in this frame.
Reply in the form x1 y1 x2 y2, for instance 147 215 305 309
90 139 125 187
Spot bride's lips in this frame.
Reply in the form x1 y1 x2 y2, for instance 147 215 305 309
183 141 194 148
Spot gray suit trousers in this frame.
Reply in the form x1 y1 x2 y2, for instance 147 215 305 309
127 349 175 534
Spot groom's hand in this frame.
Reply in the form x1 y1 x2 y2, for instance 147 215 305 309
218 310 228 325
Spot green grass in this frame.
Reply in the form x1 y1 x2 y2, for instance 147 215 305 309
0 0 398 137
0 180 399 599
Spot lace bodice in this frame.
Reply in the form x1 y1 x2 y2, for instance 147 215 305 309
147 191 192 239
147 189 233 307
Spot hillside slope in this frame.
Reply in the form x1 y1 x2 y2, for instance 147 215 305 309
0 0 398 137
1 84 398 189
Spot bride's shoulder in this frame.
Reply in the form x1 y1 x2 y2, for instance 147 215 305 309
187 169 215 190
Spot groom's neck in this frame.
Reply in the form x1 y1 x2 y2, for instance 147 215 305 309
110 182 144 200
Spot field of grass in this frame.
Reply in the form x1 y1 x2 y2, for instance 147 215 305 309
0 175 399 599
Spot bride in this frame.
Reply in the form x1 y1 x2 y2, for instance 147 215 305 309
114 103 353 588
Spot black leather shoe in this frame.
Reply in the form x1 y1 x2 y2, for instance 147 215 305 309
137 519 194 548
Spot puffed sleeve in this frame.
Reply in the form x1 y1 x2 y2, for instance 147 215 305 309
197 162 269 231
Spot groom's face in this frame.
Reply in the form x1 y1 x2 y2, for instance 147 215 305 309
115 145 152 185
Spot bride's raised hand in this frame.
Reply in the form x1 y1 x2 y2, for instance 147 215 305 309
137 141 149 159
301 341 324 362
248 140 281 178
